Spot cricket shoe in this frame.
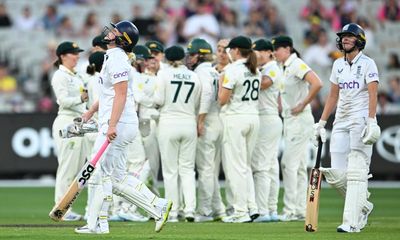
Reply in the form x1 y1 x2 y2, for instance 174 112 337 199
337 224 360 233
108 214 125 221
194 214 214 222
270 212 279 222
222 213 251 223
118 210 149 222
213 212 227 221
155 200 173 232
278 214 298 222
359 201 374 230
185 212 195 222
63 211 82 221
253 214 271 222
249 211 260 222
74 224 109 234
168 215 179 223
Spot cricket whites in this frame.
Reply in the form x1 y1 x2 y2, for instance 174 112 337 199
49 140 109 221
305 138 323 232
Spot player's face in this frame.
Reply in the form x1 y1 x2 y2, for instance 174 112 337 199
217 45 229 65
151 51 163 62
273 46 289 63
341 34 357 51
61 52 80 69
145 58 158 73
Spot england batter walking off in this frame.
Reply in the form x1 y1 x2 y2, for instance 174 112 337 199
51 41 87 221
252 39 283 222
219 36 261 223
314 23 380 233
75 20 171 234
272 35 322 221
154 45 201 222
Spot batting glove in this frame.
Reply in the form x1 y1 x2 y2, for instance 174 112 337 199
361 118 381 145
313 120 327 146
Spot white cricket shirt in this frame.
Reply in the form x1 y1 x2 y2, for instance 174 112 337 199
195 62 220 116
330 51 379 120
258 60 282 115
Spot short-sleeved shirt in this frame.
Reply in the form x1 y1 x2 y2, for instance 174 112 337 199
330 51 379 120
133 71 159 119
51 65 86 116
195 62 220 116
222 59 261 115
98 48 137 125
280 53 312 117
154 65 201 120
258 60 282 115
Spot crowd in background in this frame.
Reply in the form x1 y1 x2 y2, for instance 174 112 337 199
0 0 400 115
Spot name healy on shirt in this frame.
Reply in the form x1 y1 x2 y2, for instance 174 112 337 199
173 73 191 80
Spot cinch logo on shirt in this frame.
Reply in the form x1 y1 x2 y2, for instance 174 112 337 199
113 71 128 79
339 80 360 89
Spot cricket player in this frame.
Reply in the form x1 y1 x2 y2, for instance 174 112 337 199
186 38 226 222
272 35 322 221
145 40 166 71
314 23 379 233
75 20 172 234
252 39 283 222
154 45 201 222
51 41 87 221
219 36 261 223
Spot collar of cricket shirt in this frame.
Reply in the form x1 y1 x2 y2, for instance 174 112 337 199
283 53 298 68
344 51 363 66
59 64 77 76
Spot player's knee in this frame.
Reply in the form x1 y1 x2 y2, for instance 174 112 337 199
347 151 368 182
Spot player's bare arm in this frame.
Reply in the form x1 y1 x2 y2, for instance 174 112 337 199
260 75 273 90
367 81 378 118
291 71 322 115
82 100 99 122
108 81 128 141
218 87 231 106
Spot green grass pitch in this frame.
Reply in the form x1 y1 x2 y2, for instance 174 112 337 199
0 187 399 239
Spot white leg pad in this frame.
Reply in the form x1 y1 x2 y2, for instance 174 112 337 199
320 167 347 197
86 171 103 230
112 175 161 219
342 152 368 231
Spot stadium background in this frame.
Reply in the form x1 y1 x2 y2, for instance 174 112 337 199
0 0 399 180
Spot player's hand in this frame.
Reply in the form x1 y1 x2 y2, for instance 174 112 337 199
361 118 381 145
81 91 89 102
82 110 94 122
291 102 306 116
313 120 327 146
107 126 117 142
197 122 205 137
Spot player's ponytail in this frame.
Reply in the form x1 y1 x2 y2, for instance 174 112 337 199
291 47 301 59
240 48 257 74
53 57 62 68
86 64 96 75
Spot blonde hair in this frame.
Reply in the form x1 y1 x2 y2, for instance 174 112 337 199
167 60 183 68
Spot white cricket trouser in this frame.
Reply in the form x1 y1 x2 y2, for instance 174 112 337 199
330 117 373 169
222 114 259 215
52 114 87 204
281 110 314 217
142 119 160 187
158 117 197 217
196 115 224 216
251 114 282 215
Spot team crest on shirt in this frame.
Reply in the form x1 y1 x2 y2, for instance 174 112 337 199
138 83 144 90
300 63 308 70
269 70 276 78
354 65 362 79
338 68 343 73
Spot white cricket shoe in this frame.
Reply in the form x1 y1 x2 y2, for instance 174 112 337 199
168 215 179 223
270 212 279 222
337 224 360 233
222 213 251 223
253 214 271 222
74 224 109 234
63 211 82 221
278 214 298 222
194 214 214 222
118 210 149 222
185 212 195 222
359 201 374 230
155 200 173 232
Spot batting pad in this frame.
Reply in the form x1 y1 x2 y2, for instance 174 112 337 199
342 152 368 230
112 176 161 219
320 167 346 197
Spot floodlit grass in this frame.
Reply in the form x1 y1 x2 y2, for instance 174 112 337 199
0 187 399 239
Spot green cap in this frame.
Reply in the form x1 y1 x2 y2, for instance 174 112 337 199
226 35 252 49
132 45 153 59
165 45 185 61
253 39 273 51
88 52 105 72
56 41 84 56
271 35 293 49
187 38 212 54
92 35 107 50
145 40 164 53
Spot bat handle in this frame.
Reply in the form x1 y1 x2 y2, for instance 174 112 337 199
90 140 110 166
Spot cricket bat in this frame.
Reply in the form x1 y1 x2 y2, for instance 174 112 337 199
305 138 323 232
49 140 110 221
